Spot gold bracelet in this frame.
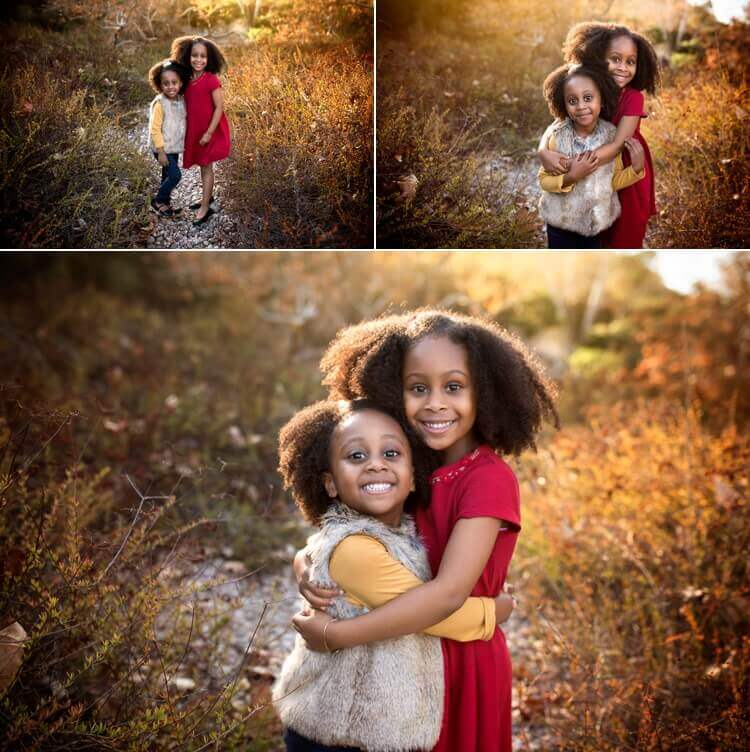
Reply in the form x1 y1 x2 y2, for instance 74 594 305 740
322 618 339 654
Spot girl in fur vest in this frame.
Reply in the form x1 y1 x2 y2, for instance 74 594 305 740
538 62 646 248
147 59 189 217
274 399 514 752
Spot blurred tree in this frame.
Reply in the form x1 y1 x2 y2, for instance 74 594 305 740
378 0 473 33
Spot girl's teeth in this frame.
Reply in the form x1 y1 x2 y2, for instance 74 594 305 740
424 421 454 430
363 483 392 493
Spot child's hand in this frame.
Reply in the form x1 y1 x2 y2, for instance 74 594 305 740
495 585 516 625
157 151 168 167
199 131 212 146
624 137 645 173
292 607 333 653
567 150 599 182
539 149 571 176
294 549 342 610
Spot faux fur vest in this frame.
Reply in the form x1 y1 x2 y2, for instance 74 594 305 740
539 118 620 236
147 94 186 154
272 504 444 751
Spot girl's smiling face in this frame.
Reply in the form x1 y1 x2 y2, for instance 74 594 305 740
402 335 479 465
323 409 414 527
159 70 181 99
190 42 209 74
606 35 638 88
563 74 602 133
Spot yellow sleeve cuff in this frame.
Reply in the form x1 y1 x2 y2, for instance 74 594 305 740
611 153 645 190
329 534 495 642
539 169 574 193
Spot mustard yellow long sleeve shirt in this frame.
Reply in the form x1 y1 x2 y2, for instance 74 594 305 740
539 133 645 194
149 98 166 150
328 534 496 641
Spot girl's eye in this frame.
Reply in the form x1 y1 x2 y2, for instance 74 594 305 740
348 451 366 461
446 382 463 392
409 384 427 394
384 449 400 459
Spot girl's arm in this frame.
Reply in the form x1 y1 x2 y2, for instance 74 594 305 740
294 548 342 610
538 125 571 175
328 534 506 641
293 516 504 651
199 87 225 145
593 115 640 164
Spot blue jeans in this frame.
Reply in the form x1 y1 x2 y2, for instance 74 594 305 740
547 224 602 249
283 727 361 752
154 152 181 204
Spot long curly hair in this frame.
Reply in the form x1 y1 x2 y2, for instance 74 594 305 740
562 22 660 94
320 309 559 460
543 62 621 122
169 35 227 75
278 399 430 524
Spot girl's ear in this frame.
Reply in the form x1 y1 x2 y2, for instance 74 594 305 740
322 472 338 499
409 473 416 493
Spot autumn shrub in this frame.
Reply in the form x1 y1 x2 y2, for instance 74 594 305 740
377 92 540 248
0 409 283 750
644 64 749 248
1 28 153 248
226 43 372 247
515 400 750 750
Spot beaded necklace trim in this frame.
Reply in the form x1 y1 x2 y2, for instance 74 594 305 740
430 447 483 485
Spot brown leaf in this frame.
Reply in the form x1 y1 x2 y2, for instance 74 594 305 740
0 622 27 695
397 174 419 201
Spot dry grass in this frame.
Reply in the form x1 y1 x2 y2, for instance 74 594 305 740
645 68 749 248
226 42 373 248
0 60 152 248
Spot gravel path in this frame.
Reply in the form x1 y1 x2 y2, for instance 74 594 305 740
127 121 254 249
480 149 547 247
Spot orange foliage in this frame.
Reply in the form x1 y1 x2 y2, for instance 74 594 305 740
516 400 750 749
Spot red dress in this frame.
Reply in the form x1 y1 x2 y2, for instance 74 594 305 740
183 72 231 168
604 87 656 249
415 445 520 752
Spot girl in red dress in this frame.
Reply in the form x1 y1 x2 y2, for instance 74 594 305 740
170 35 231 226
293 310 559 752
540 23 660 248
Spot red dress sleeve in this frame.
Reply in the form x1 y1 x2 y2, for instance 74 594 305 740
206 73 222 91
455 458 521 530
621 88 646 118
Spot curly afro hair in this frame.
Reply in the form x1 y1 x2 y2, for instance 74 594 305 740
169 35 227 75
562 22 660 95
543 62 621 122
320 309 559 458
278 399 432 524
148 59 190 94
